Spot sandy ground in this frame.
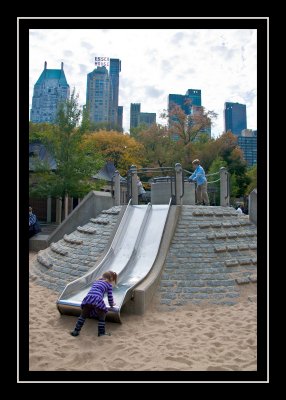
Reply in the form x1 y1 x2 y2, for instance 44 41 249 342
29 252 257 372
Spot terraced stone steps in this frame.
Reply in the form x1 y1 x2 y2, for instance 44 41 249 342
29 206 122 292
90 217 110 225
157 205 257 309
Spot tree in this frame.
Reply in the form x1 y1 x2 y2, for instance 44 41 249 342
136 124 177 168
89 121 123 133
78 104 92 134
215 131 240 165
226 147 250 197
29 89 104 217
130 123 152 140
82 130 145 175
207 156 227 205
245 165 257 195
229 172 240 201
211 131 250 198
161 103 217 145
29 121 54 142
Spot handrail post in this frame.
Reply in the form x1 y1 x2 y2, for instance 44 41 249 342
56 196 62 224
47 195 52 223
114 170 120 206
130 165 138 205
220 167 230 206
175 163 183 205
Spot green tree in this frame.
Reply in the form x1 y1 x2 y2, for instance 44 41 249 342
136 124 177 168
78 104 92 134
245 164 257 195
207 156 227 205
227 147 250 197
130 123 151 140
29 90 104 216
213 131 250 198
90 121 123 133
29 121 54 142
229 172 240 202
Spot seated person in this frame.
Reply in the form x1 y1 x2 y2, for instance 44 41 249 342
29 206 41 238
236 206 244 215
136 176 147 203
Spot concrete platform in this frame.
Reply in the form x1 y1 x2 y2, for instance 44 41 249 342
29 223 58 251
29 234 49 251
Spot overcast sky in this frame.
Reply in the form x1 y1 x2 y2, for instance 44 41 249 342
29 28 257 137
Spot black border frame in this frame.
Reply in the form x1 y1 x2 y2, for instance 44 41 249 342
19 17 268 382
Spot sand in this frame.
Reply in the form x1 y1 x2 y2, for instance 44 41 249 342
28 252 257 372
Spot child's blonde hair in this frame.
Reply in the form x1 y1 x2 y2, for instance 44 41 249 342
101 271 118 285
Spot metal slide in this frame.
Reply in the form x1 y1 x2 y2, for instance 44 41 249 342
57 200 171 323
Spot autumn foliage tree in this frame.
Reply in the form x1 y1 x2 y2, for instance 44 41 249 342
136 124 177 168
161 103 217 145
82 131 145 175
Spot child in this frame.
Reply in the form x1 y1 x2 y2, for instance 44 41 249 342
70 271 117 337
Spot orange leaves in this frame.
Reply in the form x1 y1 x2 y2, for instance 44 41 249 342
82 131 145 174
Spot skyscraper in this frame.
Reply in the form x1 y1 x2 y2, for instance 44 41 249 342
139 113 156 127
224 102 247 135
168 89 202 118
168 94 185 116
86 58 121 127
109 59 121 125
30 62 70 123
130 103 156 130
130 103 141 129
86 66 110 123
117 106 123 131
238 129 257 166
185 89 202 107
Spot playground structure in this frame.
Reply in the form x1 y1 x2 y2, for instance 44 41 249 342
29 163 257 323
57 201 171 322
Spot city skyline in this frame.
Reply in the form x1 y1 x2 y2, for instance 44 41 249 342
29 29 257 137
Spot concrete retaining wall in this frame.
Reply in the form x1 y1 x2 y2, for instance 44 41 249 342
249 189 257 226
47 191 114 245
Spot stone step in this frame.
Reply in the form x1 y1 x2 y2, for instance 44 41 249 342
90 217 110 225
37 252 53 268
50 242 68 256
63 234 83 245
101 208 120 215
77 226 97 234
207 231 256 240
225 258 256 267
236 275 257 285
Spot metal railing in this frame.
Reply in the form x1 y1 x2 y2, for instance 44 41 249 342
122 164 228 206
127 166 177 205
